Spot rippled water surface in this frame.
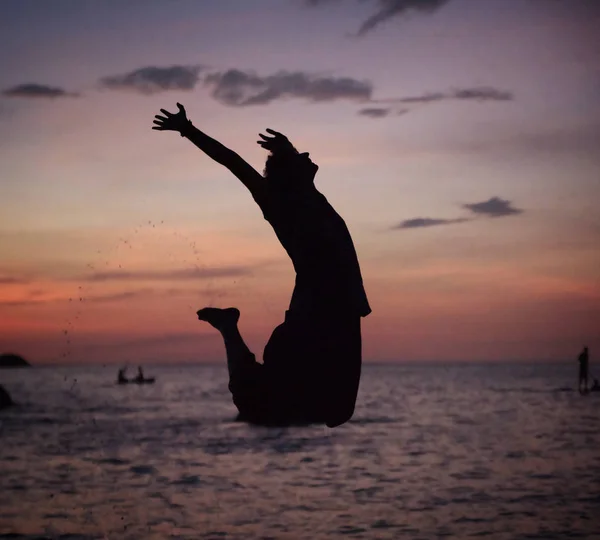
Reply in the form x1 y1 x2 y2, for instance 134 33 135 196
1 363 599 539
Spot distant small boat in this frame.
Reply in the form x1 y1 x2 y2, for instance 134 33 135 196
134 377 155 384
116 377 156 385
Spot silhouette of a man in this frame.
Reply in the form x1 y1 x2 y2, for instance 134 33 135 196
153 104 370 427
0 384 13 410
578 346 589 394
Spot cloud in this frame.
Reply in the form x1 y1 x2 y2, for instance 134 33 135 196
82 266 252 282
463 197 523 217
305 0 451 36
393 196 522 230
85 289 154 303
358 107 391 118
395 92 445 104
453 87 513 102
392 217 469 230
0 299 35 306
204 69 372 106
2 83 78 98
100 65 203 94
0 285 230 307
165 286 228 299
392 87 513 104
0 288 155 307
0 276 29 284
357 0 451 36
98 332 216 349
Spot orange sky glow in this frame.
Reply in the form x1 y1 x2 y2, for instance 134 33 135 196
1 0 598 364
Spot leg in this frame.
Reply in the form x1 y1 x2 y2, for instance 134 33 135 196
197 307 270 422
261 316 332 425
196 307 253 377
311 315 362 428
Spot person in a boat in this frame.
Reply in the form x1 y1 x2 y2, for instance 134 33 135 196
134 366 145 383
117 367 128 383
153 103 370 428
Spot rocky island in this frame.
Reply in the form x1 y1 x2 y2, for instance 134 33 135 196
0 353 31 368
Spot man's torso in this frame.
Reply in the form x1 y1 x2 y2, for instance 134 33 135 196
258 185 371 317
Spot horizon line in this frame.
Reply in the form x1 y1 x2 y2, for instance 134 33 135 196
3 358 574 369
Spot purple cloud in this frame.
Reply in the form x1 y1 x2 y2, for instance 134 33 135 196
2 83 78 98
306 0 451 36
100 65 203 94
463 197 523 217
358 107 391 118
204 69 372 106
392 217 469 230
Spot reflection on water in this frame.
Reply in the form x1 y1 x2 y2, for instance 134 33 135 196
0 363 598 539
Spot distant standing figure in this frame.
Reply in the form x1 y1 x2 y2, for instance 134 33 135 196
578 346 589 394
152 103 370 427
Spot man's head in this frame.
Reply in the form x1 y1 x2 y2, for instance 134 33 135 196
258 129 318 187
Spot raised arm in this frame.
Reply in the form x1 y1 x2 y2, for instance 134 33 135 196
153 103 266 198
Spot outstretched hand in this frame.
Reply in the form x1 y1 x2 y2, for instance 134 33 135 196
257 129 295 153
152 103 190 133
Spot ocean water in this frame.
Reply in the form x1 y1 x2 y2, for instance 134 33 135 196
0 363 598 540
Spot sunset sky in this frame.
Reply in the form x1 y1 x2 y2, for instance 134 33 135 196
1 0 598 365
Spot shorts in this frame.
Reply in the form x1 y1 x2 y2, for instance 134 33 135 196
228 311 362 427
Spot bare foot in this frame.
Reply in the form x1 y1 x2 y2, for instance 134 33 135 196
196 307 240 331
